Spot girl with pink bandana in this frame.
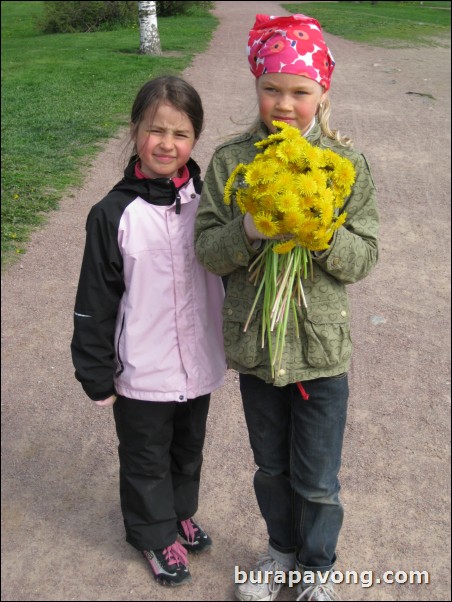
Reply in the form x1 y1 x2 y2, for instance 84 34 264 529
195 13 379 602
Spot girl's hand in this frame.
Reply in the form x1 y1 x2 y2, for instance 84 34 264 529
243 213 292 243
95 395 117 408
244 213 270 242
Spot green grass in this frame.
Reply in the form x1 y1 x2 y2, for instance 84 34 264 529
1 1 218 267
282 1 451 47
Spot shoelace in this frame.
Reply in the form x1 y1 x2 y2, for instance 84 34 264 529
256 555 288 595
162 541 188 567
296 582 341 601
180 518 199 544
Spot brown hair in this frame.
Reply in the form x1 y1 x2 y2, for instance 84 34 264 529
129 76 204 156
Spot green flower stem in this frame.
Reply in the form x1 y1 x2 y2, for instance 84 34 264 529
292 298 300 339
271 252 294 330
309 250 314 281
302 246 308 280
298 278 308 309
274 256 297 371
244 241 312 375
248 244 268 275
296 246 308 308
272 248 278 289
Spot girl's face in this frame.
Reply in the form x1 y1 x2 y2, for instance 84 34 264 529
134 102 196 179
256 73 327 134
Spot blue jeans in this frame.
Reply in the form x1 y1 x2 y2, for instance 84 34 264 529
239 373 349 573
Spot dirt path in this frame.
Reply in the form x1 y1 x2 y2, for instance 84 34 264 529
1 2 450 601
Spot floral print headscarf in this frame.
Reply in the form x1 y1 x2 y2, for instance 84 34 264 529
247 14 335 90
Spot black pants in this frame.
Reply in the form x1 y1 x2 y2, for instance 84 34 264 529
112 394 210 551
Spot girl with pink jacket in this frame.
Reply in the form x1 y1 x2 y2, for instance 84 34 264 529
71 76 226 587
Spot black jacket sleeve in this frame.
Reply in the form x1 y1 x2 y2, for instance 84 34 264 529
71 199 125 401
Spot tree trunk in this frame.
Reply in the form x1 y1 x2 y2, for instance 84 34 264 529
138 1 161 55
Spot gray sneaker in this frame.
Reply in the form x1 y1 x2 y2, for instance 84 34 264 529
296 583 341 601
235 555 288 601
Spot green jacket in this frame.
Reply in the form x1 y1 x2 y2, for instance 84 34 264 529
195 123 379 385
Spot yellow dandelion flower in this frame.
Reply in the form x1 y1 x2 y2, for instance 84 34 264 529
297 218 323 247
261 145 280 162
313 196 334 226
333 212 347 230
276 191 299 213
224 163 246 205
330 160 355 201
296 174 318 197
316 188 337 211
273 120 303 141
236 190 255 215
276 139 304 164
302 144 324 169
264 180 282 199
297 195 316 214
332 181 353 202
258 194 278 213
273 239 297 254
309 237 331 252
322 149 342 170
263 159 285 183
311 169 328 191
331 191 346 210
271 170 295 191
254 128 286 150
335 159 355 186
314 224 331 243
250 183 268 200
327 179 348 208
322 188 335 205
282 210 305 234
245 162 268 187
293 156 310 172
254 134 283 150
254 138 272 150
254 212 280 237
249 152 265 164
287 183 303 197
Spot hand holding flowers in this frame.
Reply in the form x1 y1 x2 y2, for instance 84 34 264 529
243 212 292 243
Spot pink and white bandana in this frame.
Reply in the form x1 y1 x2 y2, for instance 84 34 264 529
247 14 335 90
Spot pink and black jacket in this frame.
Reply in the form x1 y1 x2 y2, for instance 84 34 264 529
71 157 226 402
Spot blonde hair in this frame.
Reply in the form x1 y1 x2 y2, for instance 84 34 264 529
317 97 352 147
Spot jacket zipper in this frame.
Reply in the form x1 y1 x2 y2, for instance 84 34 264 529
115 313 125 377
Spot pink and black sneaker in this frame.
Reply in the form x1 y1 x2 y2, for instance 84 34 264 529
142 540 191 586
177 518 212 553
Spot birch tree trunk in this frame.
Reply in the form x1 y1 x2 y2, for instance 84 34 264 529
138 1 161 55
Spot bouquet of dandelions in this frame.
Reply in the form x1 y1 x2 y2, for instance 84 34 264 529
224 120 356 376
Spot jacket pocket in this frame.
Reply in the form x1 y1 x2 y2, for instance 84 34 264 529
303 299 352 369
222 299 263 369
